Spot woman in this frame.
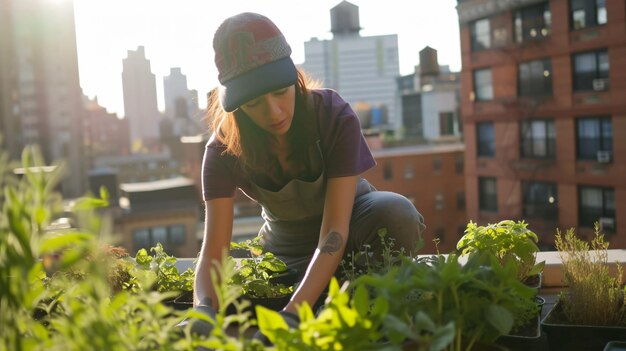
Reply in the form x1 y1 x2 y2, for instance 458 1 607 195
192 11 425 330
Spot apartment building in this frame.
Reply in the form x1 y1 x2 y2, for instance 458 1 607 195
457 0 626 248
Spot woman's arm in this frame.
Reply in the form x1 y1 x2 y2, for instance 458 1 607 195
283 175 358 313
194 197 234 309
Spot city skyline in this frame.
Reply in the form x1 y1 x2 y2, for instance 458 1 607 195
73 0 462 118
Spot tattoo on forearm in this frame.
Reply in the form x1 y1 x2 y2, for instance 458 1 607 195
320 231 343 255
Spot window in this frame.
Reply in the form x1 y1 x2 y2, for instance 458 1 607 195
576 117 612 161
383 161 393 180
579 186 615 230
519 59 552 97
523 181 558 220
473 69 493 101
133 228 150 251
515 2 551 42
169 224 185 245
471 18 491 50
571 0 607 30
456 191 466 210
455 155 464 174
435 192 445 210
573 50 609 91
479 177 498 212
520 119 556 158
477 122 495 157
132 224 187 253
433 157 442 173
403 163 414 179
439 112 455 135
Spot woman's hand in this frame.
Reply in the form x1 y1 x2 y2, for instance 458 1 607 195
176 297 216 337
283 175 358 312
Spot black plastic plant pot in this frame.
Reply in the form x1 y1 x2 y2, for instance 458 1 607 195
495 296 545 351
541 300 626 351
268 268 301 286
604 341 626 351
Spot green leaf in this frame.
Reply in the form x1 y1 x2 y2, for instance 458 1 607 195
528 261 545 276
383 314 413 338
256 305 288 343
430 321 455 351
485 304 514 335
99 186 109 201
73 196 109 211
352 285 369 316
39 232 92 253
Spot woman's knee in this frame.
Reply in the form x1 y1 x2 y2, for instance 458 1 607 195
358 191 426 252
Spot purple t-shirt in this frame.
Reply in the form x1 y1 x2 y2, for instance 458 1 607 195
202 88 376 202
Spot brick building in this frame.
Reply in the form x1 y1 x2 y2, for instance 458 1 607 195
456 0 626 248
363 142 467 254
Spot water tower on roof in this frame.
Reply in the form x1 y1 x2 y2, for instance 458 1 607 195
331 1 361 36
419 46 440 77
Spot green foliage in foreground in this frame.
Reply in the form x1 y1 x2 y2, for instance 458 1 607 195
0 145 262 351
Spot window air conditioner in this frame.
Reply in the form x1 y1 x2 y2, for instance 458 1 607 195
597 150 612 163
598 217 615 233
592 78 609 91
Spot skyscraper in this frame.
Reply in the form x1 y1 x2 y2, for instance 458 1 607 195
164 67 198 120
122 46 161 147
302 1 401 132
0 0 86 197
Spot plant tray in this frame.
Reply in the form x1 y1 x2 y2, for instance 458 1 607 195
541 300 626 351
604 341 626 351
162 290 293 319
496 314 541 351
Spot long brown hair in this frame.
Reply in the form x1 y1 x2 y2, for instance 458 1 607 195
207 69 320 177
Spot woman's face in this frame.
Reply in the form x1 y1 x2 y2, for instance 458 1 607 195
239 85 296 139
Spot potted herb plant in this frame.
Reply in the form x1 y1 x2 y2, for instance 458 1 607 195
456 220 545 350
457 220 545 287
541 225 626 351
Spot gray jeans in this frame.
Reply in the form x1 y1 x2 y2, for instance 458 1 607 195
259 190 426 275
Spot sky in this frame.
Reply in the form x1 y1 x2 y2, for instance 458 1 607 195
73 0 462 118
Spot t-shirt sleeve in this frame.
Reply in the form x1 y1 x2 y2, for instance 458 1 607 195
202 139 237 201
317 89 377 178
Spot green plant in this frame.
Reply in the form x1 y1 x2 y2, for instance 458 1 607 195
0 144 262 351
256 277 396 350
457 220 545 282
554 225 626 326
230 237 294 298
355 252 538 351
339 228 421 283
134 242 195 293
